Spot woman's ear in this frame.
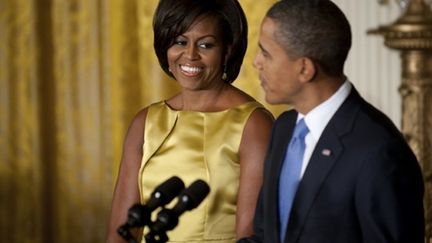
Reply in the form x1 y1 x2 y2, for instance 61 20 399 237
224 45 232 64
298 57 317 83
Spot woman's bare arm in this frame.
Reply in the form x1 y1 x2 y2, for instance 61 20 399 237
106 108 148 243
236 108 274 239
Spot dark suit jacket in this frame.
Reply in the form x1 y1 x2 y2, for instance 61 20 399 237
239 88 424 243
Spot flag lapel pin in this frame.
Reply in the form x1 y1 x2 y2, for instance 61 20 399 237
321 149 332 157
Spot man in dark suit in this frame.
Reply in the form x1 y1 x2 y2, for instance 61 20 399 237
238 0 425 242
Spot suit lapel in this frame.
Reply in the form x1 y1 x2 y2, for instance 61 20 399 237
284 88 363 242
285 127 344 242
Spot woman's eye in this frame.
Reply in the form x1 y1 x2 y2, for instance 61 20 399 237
174 40 187 46
198 43 214 49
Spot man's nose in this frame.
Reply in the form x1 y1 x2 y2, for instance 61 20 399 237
253 54 261 69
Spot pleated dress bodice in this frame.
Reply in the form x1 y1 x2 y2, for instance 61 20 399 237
138 100 264 243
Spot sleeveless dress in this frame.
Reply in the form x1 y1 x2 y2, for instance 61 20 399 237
138 100 264 243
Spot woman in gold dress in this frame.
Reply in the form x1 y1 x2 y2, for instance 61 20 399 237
106 0 274 242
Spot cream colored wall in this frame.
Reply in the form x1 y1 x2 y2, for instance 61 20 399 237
333 0 403 128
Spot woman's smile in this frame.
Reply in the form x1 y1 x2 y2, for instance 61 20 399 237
179 64 203 76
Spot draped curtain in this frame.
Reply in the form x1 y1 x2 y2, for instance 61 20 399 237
0 0 282 242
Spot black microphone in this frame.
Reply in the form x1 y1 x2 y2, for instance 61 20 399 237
118 176 185 239
147 179 210 234
143 176 185 217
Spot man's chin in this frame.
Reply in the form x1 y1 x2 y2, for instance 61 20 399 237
265 94 286 105
264 95 277 105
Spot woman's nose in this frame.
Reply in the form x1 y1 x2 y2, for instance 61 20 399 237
185 44 199 60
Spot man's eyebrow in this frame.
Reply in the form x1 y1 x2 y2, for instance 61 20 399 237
258 42 270 56
258 42 265 51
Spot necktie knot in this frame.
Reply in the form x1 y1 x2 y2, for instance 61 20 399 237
293 119 309 141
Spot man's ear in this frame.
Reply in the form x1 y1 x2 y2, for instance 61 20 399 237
298 57 317 83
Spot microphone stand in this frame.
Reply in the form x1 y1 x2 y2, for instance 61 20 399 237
117 225 139 243
144 231 168 243
118 224 169 243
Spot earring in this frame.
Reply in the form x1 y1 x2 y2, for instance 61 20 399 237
168 67 172 73
222 65 227 81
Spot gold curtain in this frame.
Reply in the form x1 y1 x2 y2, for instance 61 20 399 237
0 0 284 242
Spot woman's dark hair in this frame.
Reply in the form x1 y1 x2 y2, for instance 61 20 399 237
153 0 248 83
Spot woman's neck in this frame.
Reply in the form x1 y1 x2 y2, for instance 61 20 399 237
178 83 230 112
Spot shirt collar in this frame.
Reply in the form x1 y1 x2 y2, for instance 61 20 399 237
297 80 352 141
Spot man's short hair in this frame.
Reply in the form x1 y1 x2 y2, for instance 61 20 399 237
267 0 351 76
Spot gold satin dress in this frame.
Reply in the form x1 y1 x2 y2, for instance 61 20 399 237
138 100 264 243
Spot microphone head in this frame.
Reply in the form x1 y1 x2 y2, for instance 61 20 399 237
147 179 210 235
147 176 185 210
126 204 148 227
179 179 210 211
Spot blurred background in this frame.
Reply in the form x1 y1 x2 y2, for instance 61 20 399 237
0 0 413 242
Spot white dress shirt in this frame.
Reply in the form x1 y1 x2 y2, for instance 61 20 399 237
296 80 352 178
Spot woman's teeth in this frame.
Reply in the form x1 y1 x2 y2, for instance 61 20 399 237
180 65 202 74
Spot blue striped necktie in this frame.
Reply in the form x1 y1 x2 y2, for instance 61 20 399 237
278 118 309 242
